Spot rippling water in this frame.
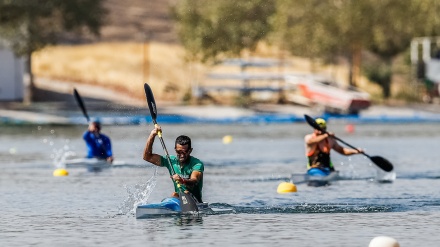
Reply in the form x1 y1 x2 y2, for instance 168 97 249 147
1 123 439 246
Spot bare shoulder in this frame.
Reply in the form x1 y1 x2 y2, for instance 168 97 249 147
304 133 314 142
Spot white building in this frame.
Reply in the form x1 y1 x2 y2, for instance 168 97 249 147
411 36 440 82
0 40 24 101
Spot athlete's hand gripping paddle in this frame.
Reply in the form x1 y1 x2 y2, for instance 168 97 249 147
144 83 199 212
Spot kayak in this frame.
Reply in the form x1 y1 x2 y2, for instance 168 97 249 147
290 170 340 187
62 158 126 171
136 197 211 219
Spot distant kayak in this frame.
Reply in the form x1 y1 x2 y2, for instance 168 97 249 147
61 158 126 171
290 170 340 187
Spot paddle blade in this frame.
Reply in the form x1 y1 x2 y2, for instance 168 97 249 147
370 156 394 172
179 191 199 212
144 83 158 122
73 88 90 122
304 114 325 132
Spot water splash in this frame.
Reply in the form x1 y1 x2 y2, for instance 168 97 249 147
51 139 76 168
118 166 158 215
374 169 396 183
36 126 78 168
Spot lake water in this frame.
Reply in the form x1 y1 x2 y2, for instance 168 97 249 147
1 123 439 246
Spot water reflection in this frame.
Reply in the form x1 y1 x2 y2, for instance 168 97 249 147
174 214 204 226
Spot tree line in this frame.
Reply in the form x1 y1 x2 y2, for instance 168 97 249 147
173 0 440 98
0 0 107 103
1 0 439 102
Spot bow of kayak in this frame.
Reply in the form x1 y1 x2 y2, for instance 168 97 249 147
290 170 340 187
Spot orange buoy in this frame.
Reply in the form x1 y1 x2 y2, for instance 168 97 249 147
345 124 355 133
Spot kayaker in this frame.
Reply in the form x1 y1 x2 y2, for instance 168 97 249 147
83 120 114 163
143 124 204 203
304 118 363 176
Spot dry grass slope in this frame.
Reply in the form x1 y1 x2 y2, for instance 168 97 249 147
33 0 386 103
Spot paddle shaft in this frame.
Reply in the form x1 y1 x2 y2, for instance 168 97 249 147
151 120 177 176
73 88 109 156
152 123 191 200
304 115 365 155
143 83 177 176
73 88 90 122
324 132 371 159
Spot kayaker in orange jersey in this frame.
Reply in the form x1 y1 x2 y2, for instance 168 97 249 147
143 124 204 203
304 118 363 176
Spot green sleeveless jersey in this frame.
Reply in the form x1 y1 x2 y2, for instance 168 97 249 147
160 155 204 202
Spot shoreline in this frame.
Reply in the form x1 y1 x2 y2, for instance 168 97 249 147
1 78 440 125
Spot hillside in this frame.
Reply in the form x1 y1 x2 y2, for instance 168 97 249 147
33 0 388 104
87 0 179 43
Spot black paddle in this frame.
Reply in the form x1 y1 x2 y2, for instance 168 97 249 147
73 88 90 122
143 83 199 212
304 114 394 172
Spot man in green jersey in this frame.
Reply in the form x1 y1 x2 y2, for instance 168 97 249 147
143 125 204 203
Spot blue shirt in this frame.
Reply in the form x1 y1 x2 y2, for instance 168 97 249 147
83 131 112 159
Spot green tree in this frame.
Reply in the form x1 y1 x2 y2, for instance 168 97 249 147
364 0 440 98
173 0 276 63
0 0 107 103
271 0 374 85
271 0 440 98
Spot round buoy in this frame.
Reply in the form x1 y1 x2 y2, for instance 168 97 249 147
222 135 233 144
53 168 69 177
277 182 297 193
369 236 400 247
345 124 355 133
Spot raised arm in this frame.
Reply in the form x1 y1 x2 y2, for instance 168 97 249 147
143 126 163 166
305 133 330 145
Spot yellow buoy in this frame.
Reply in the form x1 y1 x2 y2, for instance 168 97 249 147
277 182 297 193
222 135 233 144
369 236 400 247
53 168 69 177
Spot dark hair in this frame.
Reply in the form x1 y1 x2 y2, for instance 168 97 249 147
92 121 101 131
175 135 191 149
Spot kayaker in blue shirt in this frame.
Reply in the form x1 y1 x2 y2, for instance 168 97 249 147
83 120 114 163
143 125 204 203
305 118 363 176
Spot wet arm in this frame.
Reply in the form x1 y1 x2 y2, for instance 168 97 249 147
305 133 329 145
186 171 202 186
143 131 162 166
333 142 361 156
176 171 202 186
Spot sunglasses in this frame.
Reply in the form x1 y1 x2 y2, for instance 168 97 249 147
175 149 191 155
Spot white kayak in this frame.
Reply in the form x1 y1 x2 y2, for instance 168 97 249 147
290 171 340 186
61 158 126 171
